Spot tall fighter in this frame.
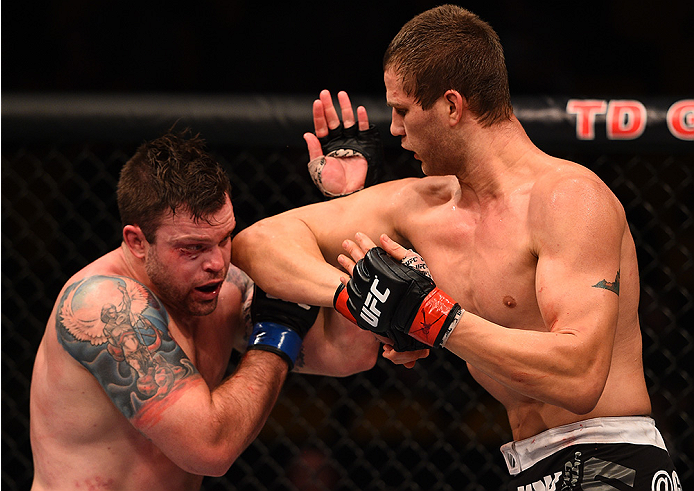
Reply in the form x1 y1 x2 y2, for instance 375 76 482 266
232 5 680 490
29 128 405 491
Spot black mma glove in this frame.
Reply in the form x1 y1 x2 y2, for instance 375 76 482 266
334 248 463 349
334 281 428 352
309 123 383 197
387 325 432 352
247 284 319 369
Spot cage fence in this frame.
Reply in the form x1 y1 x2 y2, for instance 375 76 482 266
2 94 692 490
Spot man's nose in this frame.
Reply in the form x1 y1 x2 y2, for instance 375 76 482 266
203 246 227 272
390 110 405 136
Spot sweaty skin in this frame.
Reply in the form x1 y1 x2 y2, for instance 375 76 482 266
232 82 651 442
30 196 379 491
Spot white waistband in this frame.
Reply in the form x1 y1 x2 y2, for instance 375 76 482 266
500 416 667 475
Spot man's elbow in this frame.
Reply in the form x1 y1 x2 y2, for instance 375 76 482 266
178 444 244 477
564 371 607 414
231 227 257 271
565 393 601 415
337 348 379 377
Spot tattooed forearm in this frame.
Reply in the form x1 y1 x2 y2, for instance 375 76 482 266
294 346 306 369
592 270 620 295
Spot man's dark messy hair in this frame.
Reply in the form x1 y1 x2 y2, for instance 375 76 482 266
117 128 232 242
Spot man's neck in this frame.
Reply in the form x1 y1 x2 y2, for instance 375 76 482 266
116 242 204 342
455 117 541 204
118 242 150 288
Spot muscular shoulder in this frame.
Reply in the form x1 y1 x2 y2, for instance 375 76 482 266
55 275 170 360
529 159 626 252
369 176 458 206
54 274 199 420
532 160 622 214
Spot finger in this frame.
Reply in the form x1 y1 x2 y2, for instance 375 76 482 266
353 232 378 252
312 99 329 138
342 238 367 263
383 343 416 368
382 346 430 366
356 105 370 131
303 132 325 160
337 253 355 276
337 91 356 128
392 347 430 361
378 233 410 261
319 90 341 130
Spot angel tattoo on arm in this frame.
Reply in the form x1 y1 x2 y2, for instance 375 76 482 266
57 275 195 418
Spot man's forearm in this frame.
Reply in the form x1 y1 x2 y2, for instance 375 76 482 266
232 216 342 307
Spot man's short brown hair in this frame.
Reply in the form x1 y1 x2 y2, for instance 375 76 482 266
117 128 232 242
383 4 513 126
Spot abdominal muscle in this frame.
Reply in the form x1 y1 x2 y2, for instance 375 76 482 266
466 357 652 442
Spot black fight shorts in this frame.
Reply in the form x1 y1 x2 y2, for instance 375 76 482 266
501 417 681 491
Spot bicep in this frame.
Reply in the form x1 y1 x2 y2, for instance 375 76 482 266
534 180 624 345
232 179 413 305
55 275 202 422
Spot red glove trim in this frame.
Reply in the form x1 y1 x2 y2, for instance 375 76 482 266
408 288 459 347
333 283 357 324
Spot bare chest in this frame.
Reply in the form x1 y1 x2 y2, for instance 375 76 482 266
406 206 544 329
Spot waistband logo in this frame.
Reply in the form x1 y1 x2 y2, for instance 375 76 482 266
652 470 682 491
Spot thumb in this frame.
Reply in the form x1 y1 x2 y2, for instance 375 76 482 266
380 234 433 279
304 132 324 161
379 234 410 261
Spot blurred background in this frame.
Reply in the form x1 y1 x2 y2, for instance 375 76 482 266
3 1 693 490
3 0 693 97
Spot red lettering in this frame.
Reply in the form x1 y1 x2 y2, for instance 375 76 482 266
667 100 694 140
607 100 647 140
566 100 607 140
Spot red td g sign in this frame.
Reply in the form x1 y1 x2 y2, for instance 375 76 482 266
566 99 694 141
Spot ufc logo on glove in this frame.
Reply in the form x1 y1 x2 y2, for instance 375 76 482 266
360 277 390 328
334 247 463 351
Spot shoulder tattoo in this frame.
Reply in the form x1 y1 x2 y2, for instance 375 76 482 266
56 275 198 420
226 266 254 338
592 270 620 295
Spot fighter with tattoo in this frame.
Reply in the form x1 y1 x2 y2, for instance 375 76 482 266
232 6 680 490
57 276 194 413
29 128 400 491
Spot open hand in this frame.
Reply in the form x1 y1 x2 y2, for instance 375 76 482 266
305 90 374 197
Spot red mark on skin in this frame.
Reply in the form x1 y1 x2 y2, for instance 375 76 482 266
131 375 203 430
76 476 116 490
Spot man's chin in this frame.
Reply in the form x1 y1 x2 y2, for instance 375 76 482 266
185 298 219 317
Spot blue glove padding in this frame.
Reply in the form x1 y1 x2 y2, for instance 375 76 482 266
247 284 319 369
247 322 303 369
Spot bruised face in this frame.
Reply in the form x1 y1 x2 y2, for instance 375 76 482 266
144 195 236 316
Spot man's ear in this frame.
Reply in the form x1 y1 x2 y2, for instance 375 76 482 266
444 90 467 125
123 225 148 259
